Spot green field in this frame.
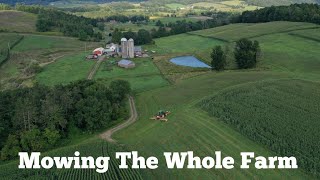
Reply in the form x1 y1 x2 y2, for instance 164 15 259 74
114 72 313 179
289 28 320 42
0 33 23 64
199 79 320 176
36 53 95 86
13 35 88 52
254 33 320 79
165 3 186 9
95 58 169 92
0 10 36 33
144 34 225 54
1 20 320 179
189 21 320 42
0 34 99 90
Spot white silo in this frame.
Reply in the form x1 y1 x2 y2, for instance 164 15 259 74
128 38 134 58
121 38 128 58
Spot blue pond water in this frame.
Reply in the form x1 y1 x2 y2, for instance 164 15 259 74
170 56 211 68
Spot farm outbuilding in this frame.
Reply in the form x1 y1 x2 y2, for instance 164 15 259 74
118 59 135 69
93 47 104 56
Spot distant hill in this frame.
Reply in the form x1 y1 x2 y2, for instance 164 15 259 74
0 0 145 6
245 0 320 6
0 10 36 32
0 0 319 6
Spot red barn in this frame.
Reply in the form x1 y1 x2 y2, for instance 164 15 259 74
93 47 104 56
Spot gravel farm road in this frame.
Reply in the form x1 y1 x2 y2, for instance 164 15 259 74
100 96 138 143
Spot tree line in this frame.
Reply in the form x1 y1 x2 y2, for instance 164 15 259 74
238 3 320 24
211 38 261 71
36 9 103 41
151 12 237 38
0 80 131 160
111 28 153 45
105 15 149 23
2 4 102 41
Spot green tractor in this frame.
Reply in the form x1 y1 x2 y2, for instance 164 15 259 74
150 110 171 122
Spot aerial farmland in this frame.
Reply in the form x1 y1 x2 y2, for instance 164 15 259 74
0 1 320 179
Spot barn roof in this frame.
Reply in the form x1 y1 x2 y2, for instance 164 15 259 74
118 59 134 65
134 46 142 52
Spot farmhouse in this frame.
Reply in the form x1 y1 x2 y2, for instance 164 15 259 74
118 59 135 69
104 43 119 54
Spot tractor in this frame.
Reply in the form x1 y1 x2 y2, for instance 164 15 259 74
150 110 171 122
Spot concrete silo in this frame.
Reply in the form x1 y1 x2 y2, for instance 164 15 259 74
121 38 128 58
128 38 135 58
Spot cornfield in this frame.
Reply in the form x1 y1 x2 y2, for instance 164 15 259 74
0 139 143 179
198 79 320 177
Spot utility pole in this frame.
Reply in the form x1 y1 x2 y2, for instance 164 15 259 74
8 42 10 51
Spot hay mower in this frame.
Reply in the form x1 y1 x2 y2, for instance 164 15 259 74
150 110 171 122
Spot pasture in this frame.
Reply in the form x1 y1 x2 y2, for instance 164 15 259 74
36 53 95 86
1 34 99 90
144 34 225 55
0 10 36 33
199 79 320 176
95 58 169 92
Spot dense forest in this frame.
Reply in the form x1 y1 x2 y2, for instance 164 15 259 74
105 15 149 23
0 80 131 160
238 3 320 24
151 12 236 38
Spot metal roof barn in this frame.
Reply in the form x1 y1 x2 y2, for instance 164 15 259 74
118 59 135 69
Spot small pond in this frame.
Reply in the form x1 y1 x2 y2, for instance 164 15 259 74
170 56 211 68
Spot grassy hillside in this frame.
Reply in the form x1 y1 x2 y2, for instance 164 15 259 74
0 33 23 65
0 10 36 33
36 53 95 86
0 34 99 90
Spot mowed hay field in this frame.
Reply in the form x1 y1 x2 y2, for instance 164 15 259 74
0 10 37 33
95 58 169 92
114 72 313 179
199 79 320 176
